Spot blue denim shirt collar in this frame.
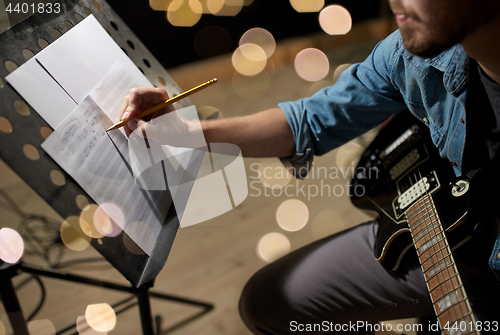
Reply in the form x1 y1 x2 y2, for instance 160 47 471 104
425 44 469 96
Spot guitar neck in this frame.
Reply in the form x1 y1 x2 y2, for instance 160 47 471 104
406 194 480 335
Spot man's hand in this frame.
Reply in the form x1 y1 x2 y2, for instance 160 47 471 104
119 87 175 136
119 87 296 158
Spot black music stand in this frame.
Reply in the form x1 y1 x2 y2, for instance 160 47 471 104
0 1 213 334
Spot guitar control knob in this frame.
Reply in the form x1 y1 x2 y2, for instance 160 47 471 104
451 179 470 197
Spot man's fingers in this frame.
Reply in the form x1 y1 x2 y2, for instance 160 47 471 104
127 117 139 131
127 118 149 134
121 87 170 121
119 95 129 121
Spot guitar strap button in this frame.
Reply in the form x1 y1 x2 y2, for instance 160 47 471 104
422 117 429 124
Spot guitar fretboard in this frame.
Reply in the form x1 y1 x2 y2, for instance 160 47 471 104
406 195 480 335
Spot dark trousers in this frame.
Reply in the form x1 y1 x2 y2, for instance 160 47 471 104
239 221 500 334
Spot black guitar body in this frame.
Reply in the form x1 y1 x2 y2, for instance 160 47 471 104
350 112 476 270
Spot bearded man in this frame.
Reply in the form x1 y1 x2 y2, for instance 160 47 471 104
120 0 500 333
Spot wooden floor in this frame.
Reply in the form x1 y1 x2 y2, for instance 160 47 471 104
0 22 418 335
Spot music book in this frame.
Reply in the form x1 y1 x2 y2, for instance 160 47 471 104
6 15 176 255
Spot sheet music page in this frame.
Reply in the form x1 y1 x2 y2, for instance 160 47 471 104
91 61 172 218
41 96 168 255
6 15 153 129
5 57 77 128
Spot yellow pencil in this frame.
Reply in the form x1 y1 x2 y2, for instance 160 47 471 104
106 78 218 132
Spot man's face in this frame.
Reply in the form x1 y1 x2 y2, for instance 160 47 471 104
389 0 499 58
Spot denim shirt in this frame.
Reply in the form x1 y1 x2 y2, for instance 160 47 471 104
278 29 500 278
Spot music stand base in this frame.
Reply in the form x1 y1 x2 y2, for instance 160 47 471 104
0 263 214 335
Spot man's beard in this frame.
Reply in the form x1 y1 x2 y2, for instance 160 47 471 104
395 0 499 59
399 24 467 58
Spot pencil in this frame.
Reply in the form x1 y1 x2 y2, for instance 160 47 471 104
106 78 218 132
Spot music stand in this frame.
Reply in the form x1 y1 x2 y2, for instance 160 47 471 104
0 0 213 334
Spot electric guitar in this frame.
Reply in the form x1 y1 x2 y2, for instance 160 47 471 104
350 112 481 335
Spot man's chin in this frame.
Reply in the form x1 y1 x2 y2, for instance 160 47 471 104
400 33 452 58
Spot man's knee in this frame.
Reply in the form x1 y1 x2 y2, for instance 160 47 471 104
238 265 292 334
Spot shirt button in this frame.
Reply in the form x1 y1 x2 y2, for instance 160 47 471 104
422 117 429 124
451 161 458 167
460 117 465 124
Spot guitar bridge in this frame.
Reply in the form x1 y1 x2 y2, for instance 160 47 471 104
393 171 439 218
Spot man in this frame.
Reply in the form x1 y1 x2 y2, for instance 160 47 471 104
120 0 500 333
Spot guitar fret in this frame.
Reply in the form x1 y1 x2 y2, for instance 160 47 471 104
420 243 449 264
413 221 441 243
418 239 449 265
408 207 434 222
425 258 454 281
407 206 435 226
437 296 466 314
437 299 471 331
437 302 472 326
416 235 445 255
413 222 440 242
428 274 460 295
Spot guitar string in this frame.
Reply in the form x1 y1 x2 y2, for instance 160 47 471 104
413 166 467 331
411 160 475 333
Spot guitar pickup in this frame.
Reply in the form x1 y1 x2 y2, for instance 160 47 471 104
389 148 420 180
393 171 439 218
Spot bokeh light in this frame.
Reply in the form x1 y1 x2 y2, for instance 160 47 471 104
85 303 116 332
311 209 345 239
319 5 352 35
290 0 324 12
307 80 332 97
0 228 24 264
149 0 173 10
76 195 90 210
93 203 124 237
256 232 291 263
276 199 309 231
207 0 223 13
239 28 276 59
333 63 351 83
232 70 271 100
79 204 104 239
232 43 267 76
76 315 107 335
167 0 202 27
257 158 292 189
198 106 223 120
295 48 329 82
194 25 232 58
213 0 243 16
336 141 364 171
61 216 91 251
27 319 56 335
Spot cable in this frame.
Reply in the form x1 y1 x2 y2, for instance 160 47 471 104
25 275 46 321
0 186 112 323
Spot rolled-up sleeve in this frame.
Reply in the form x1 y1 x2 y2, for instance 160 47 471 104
279 30 409 176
